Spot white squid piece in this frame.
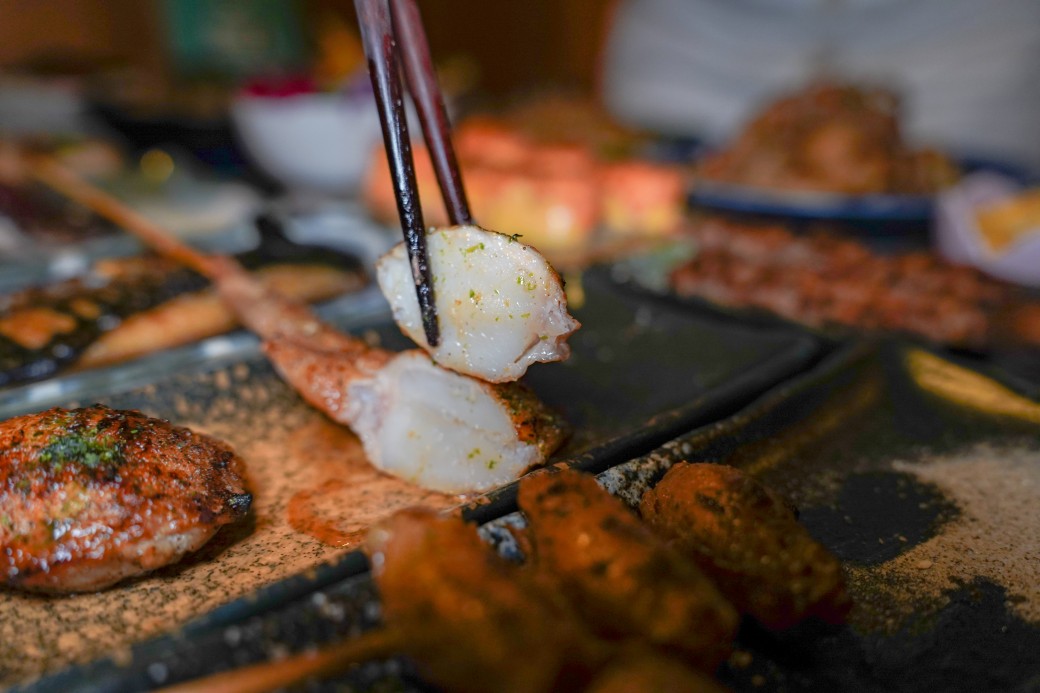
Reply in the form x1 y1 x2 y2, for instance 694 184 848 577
377 225 581 383
212 259 568 494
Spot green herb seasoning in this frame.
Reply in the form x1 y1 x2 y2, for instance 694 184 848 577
38 430 125 470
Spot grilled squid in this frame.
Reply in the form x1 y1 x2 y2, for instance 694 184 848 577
377 225 580 383
212 258 569 494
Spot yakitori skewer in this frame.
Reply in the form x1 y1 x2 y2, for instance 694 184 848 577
355 0 440 347
391 0 473 226
26 154 571 494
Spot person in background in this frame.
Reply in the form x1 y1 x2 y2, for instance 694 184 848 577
601 0 1040 170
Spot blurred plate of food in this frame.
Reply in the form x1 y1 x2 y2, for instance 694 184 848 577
0 211 379 394
0 139 263 292
362 95 690 270
936 172 1040 287
230 74 382 195
610 216 1040 360
684 82 1012 234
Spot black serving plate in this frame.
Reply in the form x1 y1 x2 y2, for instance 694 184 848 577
2 265 820 690
30 339 1040 693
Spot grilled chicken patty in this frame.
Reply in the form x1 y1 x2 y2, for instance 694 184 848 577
0 405 251 593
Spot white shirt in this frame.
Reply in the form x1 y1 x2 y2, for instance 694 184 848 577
603 0 1040 168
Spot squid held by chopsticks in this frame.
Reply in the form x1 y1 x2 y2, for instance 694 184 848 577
378 224 579 383
355 0 580 382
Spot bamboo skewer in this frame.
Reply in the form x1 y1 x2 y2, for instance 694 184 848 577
156 628 405 693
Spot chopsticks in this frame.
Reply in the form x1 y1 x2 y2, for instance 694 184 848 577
355 0 437 347
391 0 472 226
356 0 472 348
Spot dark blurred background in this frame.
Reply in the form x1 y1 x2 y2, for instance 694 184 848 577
0 0 613 95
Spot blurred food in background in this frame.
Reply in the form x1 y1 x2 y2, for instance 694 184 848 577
695 82 960 197
666 216 1036 350
936 173 1040 288
364 96 686 261
0 139 121 247
976 188 1040 253
229 9 384 194
0 228 366 388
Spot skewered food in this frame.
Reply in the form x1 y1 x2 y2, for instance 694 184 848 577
669 218 1015 349
163 509 731 693
212 257 569 493
0 405 251 593
162 465 855 692
377 225 580 382
27 157 573 494
640 463 851 630
366 508 610 693
696 81 959 196
0 256 361 387
516 469 738 671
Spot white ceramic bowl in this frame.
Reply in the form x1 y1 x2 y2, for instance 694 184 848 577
232 91 382 194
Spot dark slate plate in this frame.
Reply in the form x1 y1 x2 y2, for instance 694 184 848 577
4 265 820 690
30 339 1040 693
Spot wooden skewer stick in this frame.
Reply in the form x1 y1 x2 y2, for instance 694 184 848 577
26 155 221 280
391 0 472 226
355 0 440 348
155 628 404 693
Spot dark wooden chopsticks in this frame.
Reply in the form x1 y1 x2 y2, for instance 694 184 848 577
356 0 472 348
391 0 472 226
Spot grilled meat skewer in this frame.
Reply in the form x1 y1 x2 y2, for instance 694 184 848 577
640 463 851 629
160 509 726 693
0 257 359 387
516 469 739 671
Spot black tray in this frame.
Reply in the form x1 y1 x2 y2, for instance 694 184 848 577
24 339 1040 693
3 265 820 690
